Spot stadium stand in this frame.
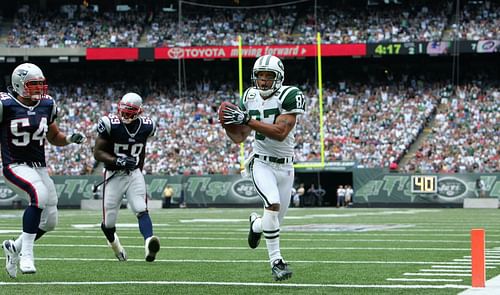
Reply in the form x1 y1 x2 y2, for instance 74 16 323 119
0 0 498 176
1 1 499 48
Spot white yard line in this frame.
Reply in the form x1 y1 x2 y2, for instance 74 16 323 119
27 257 474 265
387 278 463 282
31 244 471 251
419 269 471 272
0 280 470 289
404 272 471 277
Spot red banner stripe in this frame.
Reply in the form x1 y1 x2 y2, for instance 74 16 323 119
86 48 139 60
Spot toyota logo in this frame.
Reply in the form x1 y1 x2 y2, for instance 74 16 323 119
168 48 185 59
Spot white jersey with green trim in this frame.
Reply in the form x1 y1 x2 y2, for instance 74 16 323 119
240 85 306 158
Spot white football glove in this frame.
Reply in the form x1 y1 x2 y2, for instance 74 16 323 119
66 133 86 144
223 105 250 125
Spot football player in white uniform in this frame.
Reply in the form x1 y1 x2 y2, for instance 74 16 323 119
1 63 85 278
222 55 305 281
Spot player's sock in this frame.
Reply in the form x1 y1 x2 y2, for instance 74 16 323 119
35 228 46 241
137 211 153 239
22 206 42 234
101 223 116 243
262 209 282 265
20 232 36 255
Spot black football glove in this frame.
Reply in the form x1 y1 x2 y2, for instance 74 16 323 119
115 156 137 170
66 133 86 144
222 105 250 125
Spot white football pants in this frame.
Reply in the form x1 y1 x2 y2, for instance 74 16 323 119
101 168 148 228
250 159 294 223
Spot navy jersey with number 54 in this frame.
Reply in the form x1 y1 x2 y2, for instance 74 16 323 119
97 114 156 170
0 91 57 166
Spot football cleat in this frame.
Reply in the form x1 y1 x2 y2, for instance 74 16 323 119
271 259 292 281
145 236 160 262
108 234 127 261
248 212 262 249
2 240 19 278
19 251 36 274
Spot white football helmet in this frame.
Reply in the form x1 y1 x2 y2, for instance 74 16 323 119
252 55 284 97
11 63 48 100
118 92 143 124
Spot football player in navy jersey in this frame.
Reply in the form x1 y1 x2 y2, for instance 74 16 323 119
93 92 160 262
1 63 86 278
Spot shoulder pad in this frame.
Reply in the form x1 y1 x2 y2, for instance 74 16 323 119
279 86 306 113
97 116 112 135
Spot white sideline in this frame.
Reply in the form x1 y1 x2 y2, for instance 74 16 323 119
458 274 500 295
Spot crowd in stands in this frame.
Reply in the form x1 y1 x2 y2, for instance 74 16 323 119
3 1 499 48
297 2 450 44
6 5 145 48
449 1 500 41
403 83 499 173
37 77 498 176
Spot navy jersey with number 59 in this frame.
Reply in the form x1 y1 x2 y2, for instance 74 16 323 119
97 114 156 170
0 91 57 166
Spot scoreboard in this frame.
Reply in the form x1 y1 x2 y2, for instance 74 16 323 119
367 40 499 56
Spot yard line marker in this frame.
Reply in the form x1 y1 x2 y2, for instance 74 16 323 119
471 229 486 288
30 234 475 244
404 273 470 277
33 244 470 251
0 280 470 289
387 278 463 282
31 257 474 265
431 265 496 269
419 269 471 273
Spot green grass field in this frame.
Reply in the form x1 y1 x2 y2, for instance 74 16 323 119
1 207 499 294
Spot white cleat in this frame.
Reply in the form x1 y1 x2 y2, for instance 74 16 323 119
108 234 127 261
145 236 160 262
19 251 36 274
2 240 19 279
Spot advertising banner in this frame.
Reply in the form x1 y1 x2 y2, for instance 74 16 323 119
154 44 366 60
0 175 260 207
354 169 500 205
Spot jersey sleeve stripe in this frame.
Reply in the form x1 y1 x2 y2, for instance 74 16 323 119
278 86 293 102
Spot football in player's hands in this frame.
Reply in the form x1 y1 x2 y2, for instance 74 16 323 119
218 101 248 133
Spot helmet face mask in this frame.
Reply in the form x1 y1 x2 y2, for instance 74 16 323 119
11 63 48 101
118 93 143 124
251 55 284 97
